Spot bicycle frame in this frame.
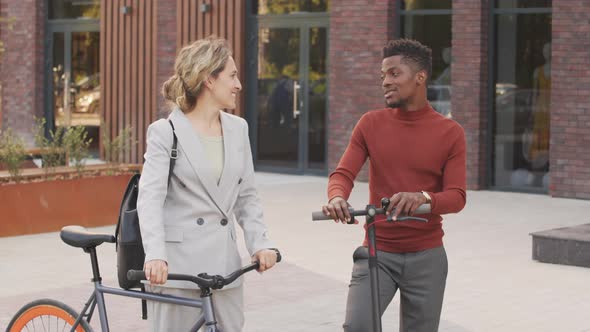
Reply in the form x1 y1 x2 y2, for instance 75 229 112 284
73 283 216 332
72 247 221 332
39 225 280 332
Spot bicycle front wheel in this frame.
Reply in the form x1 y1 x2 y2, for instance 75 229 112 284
6 298 93 332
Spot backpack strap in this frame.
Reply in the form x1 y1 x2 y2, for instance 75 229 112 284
168 120 178 187
115 121 177 241
141 285 148 319
137 121 176 318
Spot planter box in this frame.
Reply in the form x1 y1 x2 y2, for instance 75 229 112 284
531 224 590 268
0 173 133 237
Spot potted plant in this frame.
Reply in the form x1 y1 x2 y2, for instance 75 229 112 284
0 120 141 237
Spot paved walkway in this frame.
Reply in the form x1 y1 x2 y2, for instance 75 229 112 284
1 172 590 331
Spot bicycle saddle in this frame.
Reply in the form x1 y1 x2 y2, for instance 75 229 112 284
60 225 116 249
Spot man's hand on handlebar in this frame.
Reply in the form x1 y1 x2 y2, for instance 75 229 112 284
387 192 428 220
322 196 358 224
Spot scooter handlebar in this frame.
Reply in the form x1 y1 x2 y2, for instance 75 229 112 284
312 204 431 221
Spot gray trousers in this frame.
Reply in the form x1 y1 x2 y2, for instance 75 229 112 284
343 246 448 332
145 284 244 332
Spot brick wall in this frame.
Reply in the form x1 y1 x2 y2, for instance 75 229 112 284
451 0 489 190
328 0 397 182
155 0 177 119
550 1 590 199
0 0 45 145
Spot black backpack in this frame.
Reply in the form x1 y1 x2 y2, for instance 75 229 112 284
115 120 178 290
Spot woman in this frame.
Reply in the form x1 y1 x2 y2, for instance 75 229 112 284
137 36 278 331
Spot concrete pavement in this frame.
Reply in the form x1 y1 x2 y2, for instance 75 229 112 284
1 172 590 331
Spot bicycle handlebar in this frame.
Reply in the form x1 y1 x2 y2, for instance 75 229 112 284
311 203 431 222
128 253 282 290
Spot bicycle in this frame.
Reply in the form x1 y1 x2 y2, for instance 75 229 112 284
7 225 281 332
312 198 430 332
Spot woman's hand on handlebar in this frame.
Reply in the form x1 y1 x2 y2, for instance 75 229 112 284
387 192 428 220
252 249 278 273
322 196 358 224
144 259 168 285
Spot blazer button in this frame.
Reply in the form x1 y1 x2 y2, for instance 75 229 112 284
220 218 228 226
197 218 204 225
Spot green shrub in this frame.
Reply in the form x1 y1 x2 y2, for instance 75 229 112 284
33 117 66 177
63 125 92 176
0 128 26 182
102 124 134 164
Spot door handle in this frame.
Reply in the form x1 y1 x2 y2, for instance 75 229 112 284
63 72 72 126
293 80 301 119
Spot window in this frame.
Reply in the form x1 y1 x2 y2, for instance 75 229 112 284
495 0 551 9
48 0 99 20
253 0 330 15
399 0 452 118
401 0 451 10
491 2 551 191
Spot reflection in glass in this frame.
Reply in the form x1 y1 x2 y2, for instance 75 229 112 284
49 0 100 20
52 33 66 124
307 27 327 170
257 28 300 168
400 13 452 118
493 13 551 191
71 32 100 116
73 32 100 153
53 32 101 154
495 0 551 9
402 0 451 10
255 0 330 15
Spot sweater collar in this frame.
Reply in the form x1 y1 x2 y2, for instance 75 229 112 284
391 103 433 120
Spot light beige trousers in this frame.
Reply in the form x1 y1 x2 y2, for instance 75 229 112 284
145 284 244 332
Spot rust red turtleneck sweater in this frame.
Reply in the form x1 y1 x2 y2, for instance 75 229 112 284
328 104 466 253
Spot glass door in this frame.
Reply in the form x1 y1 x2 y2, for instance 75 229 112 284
254 24 328 173
48 28 100 155
47 0 100 155
256 27 301 169
307 27 327 171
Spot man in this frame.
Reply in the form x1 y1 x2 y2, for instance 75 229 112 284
322 39 466 331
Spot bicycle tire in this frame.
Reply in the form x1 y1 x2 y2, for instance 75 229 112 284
6 298 93 332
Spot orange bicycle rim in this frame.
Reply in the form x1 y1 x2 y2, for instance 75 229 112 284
9 304 87 332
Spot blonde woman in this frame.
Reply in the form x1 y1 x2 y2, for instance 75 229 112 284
137 36 278 331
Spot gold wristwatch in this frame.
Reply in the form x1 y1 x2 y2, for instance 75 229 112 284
421 191 432 203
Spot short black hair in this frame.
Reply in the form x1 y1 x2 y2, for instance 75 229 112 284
383 39 432 81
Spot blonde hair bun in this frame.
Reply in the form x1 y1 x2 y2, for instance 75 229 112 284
162 36 232 112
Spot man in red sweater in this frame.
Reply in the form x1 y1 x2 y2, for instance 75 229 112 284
322 39 466 331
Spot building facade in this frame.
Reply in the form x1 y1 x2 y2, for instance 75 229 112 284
1 0 589 199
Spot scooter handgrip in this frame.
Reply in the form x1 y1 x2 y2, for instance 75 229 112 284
312 211 332 221
414 204 431 214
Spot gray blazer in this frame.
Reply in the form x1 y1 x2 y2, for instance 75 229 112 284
137 108 274 289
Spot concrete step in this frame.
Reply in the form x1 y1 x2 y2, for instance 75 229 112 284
531 223 590 268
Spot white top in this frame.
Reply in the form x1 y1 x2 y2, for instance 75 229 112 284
199 134 224 185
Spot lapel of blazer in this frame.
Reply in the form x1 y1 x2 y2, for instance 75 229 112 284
217 111 240 212
168 108 229 217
